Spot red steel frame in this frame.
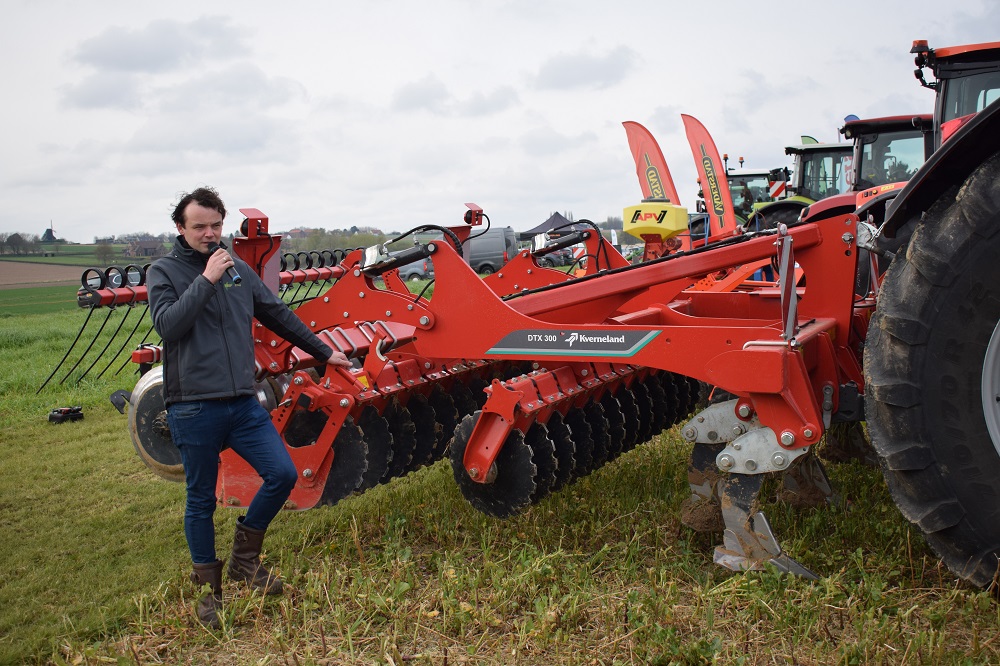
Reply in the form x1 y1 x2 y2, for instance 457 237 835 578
111 206 868 509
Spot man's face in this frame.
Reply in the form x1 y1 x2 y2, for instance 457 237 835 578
176 201 224 254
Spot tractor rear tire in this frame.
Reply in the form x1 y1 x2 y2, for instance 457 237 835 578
864 150 1000 588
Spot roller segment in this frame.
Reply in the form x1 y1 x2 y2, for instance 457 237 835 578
671 373 693 421
686 377 704 413
545 412 576 492
427 384 460 458
613 385 641 454
381 399 417 482
463 375 490 410
657 372 681 427
599 393 627 462
356 406 394 491
642 373 671 436
629 380 654 445
585 401 613 469
317 418 367 506
525 422 558 504
563 407 595 480
449 380 480 418
450 412 537 519
404 393 439 470
126 365 184 482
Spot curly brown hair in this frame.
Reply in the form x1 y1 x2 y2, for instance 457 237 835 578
171 187 227 227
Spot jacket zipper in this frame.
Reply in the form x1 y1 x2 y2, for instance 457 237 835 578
215 285 238 394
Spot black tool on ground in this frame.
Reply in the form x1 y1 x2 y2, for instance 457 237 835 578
207 242 242 285
49 406 84 424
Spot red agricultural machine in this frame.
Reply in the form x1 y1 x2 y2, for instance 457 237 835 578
44 40 1000 587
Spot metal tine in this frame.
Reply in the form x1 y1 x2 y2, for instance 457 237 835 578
37 304 98 393
114 328 159 377
77 306 134 383
57 306 116 386
96 304 151 379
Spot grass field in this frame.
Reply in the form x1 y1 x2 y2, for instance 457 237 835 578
1 285 998 664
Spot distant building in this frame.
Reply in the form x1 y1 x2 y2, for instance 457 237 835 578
124 240 166 258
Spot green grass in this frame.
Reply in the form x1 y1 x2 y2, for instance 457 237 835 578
0 286 83 316
1 290 998 664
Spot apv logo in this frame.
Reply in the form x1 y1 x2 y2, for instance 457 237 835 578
566 332 579 347
630 209 668 225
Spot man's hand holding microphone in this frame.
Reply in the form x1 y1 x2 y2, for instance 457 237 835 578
202 242 350 369
204 242 242 285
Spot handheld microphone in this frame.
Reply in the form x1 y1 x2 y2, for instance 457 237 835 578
207 242 242 285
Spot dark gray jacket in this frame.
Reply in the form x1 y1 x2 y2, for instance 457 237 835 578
147 237 331 406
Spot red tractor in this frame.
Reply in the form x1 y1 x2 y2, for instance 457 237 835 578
68 39 1000 587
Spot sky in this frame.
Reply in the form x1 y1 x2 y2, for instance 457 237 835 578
1 0 996 244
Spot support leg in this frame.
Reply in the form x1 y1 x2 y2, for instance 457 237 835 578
715 472 818 579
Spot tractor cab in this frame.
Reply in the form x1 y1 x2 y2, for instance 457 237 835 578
783 142 853 202
724 167 788 216
911 39 1000 147
839 114 933 190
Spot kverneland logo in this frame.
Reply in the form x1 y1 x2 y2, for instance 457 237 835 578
567 332 626 346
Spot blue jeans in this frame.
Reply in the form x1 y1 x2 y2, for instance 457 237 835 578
167 395 298 564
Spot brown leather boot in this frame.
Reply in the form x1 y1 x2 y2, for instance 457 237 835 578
228 517 283 595
190 560 224 629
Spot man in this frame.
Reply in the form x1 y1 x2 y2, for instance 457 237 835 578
147 187 351 628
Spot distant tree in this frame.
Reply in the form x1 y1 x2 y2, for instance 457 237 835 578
7 233 25 255
94 242 115 265
0 232 7 255
599 216 624 230
25 234 41 255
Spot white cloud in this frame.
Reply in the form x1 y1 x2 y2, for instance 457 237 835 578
390 75 451 113
71 16 244 73
60 71 144 110
532 46 637 91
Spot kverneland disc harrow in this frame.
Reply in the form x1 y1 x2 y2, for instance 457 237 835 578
63 198 878 580
41 40 1000 591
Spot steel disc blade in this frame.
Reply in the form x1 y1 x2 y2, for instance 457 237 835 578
585 401 612 469
671 373 692 422
614 386 640 454
405 393 439 470
449 380 480 418
629 380 654 446
687 376 704 412
283 406 330 449
546 412 576 492
450 412 537 518
641 374 669 437
564 407 595 479
428 384 459 459
382 399 416 481
599 393 627 462
525 422 558 504
657 372 681 426
464 375 490 409
317 418 367 506
357 406 394 491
